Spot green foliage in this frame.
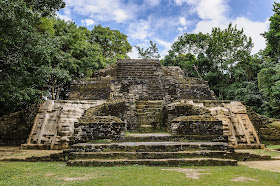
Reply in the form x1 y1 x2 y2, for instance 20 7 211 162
257 2 280 118
162 23 253 98
262 2 280 61
135 41 161 59
90 25 132 61
0 0 57 114
37 17 55 35
258 65 280 118
24 0 65 17
0 0 132 115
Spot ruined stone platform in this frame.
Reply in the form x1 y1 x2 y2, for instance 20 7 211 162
17 59 268 166
70 141 231 152
67 158 237 167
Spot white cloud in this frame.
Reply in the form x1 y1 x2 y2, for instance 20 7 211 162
156 39 172 49
174 0 196 6
233 17 269 54
57 12 72 21
128 20 151 40
156 39 172 58
113 9 128 23
179 17 187 26
195 0 229 20
81 19 95 26
183 0 268 54
128 47 140 59
63 0 141 23
144 0 161 6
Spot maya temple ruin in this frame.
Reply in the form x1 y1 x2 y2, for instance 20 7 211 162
4 59 278 166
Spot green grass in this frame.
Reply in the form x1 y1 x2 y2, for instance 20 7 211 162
1 162 280 185
267 145 280 149
270 121 280 129
236 146 280 157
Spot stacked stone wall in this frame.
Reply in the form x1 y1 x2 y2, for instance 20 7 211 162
69 78 112 100
69 59 215 101
170 116 223 137
72 116 125 143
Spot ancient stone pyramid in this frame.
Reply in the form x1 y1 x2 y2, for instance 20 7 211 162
22 59 263 151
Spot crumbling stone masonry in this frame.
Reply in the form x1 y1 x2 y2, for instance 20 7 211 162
22 59 264 149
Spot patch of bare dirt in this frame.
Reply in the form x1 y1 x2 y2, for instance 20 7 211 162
0 146 62 160
60 175 97 181
161 168 210 179
239 160 280 173
230 177 258 182
45 173 55 177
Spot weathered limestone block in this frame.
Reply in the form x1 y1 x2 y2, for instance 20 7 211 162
22 100 105 149
72 116 125 143
170 115 223 136
167 101 210 126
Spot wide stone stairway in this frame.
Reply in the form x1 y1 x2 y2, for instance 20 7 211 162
66 133 238 167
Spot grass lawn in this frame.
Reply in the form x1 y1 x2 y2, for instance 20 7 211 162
271 121 280 129
1 162 280 185
235 145 280 158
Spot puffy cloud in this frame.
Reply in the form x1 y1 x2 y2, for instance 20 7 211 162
174 0 196 6
156 39 172 58
128 47 140 59
179 17 187 26
127 20 151 40
57 12 72 21
113 9 128 23
144 0 161 6
81 19 95 26
233 17 269 54
63 0 138 23
183 0 268 54
195 0 229 20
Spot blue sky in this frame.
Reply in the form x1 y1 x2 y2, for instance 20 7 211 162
57 0 277 58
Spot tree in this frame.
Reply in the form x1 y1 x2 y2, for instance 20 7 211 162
257 2 280 118
162 23 253 97
258 65 280 118
135 41 161 59
90 25 132 61
24 0 65 16
0 0 58 115
262 2 280 62
46 19 107 100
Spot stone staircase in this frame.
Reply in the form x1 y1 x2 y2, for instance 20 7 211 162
117 60 165 100
187 100 264 149
135 101 163 133
21 100 105 150
66 134 237 167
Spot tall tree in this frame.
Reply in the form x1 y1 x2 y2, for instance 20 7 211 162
262 2 280 62
24 0 65 16
257 2 280 118
162 23 253 98
135 41 161 59
0 0 59 115
90 25 132 61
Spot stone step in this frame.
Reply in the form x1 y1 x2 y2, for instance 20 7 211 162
67 158 237 167
71 141 230 152
124 134 226 142
135 106 162 110
69 151 227 160
139 125 153 133
136 100 163 103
